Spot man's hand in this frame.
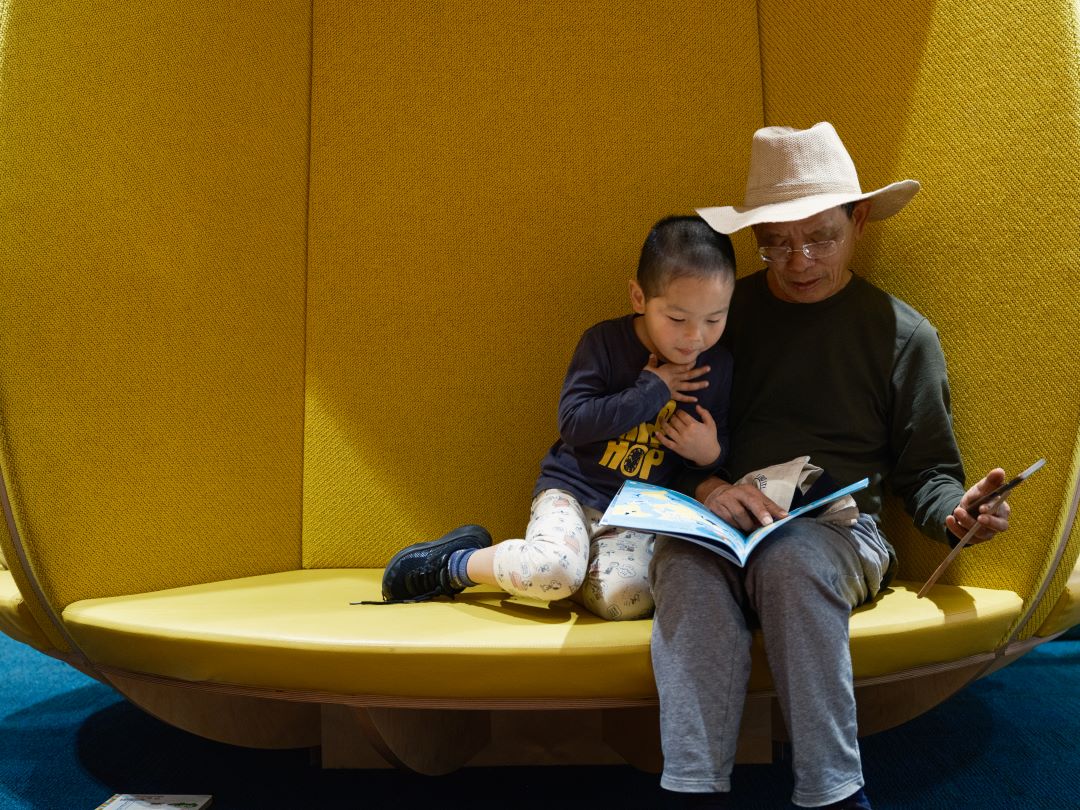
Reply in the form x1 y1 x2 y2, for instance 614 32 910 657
654 405 721 467
698 478 788 533
644 354 710 403
945 468 1012 545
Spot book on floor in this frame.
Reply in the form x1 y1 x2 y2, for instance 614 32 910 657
94 796 212 810
598 477 869 567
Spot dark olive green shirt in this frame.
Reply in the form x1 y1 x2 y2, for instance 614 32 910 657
719 269 965 545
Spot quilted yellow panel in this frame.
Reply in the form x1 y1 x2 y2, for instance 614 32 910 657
757 0 1080 628
303 2 764 566
0 2 311 609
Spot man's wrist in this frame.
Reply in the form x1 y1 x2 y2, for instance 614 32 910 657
695 476 732 503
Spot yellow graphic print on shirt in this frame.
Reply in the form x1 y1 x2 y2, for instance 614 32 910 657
598 400 676 481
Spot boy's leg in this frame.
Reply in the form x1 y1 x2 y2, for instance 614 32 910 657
490 489 591 602
577 511 655 620
742 516 889 808
648 536 753 794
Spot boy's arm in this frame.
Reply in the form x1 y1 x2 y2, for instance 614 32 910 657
556 325 713 447
657 350 733 470
654 405 722 467
557 354 671 446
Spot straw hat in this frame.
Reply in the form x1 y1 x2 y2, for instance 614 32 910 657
696 122 920 234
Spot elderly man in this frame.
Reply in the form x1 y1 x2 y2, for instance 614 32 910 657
650 122 1011 810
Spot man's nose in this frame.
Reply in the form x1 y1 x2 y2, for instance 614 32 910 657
786 250 812 272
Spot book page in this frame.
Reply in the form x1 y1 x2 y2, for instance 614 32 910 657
599 481 750 551
740 476 871 548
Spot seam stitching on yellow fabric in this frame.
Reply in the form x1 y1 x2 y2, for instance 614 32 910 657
1009 434 1080 640
0 442 88 662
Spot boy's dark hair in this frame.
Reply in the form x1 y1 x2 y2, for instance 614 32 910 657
637 215 736 299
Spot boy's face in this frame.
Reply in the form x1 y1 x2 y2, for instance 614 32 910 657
630 270 734 365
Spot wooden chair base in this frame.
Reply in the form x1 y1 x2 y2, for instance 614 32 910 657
99 647 1039 775
318 698 773 774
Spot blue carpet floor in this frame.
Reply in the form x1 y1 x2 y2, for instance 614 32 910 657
2 630 1078 810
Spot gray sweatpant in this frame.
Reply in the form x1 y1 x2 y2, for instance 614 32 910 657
648 515 892 807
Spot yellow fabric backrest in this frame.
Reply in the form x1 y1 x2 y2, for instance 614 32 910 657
0 2 311 613
758 0 1080 636
1 0 1077 652
302 1 764 566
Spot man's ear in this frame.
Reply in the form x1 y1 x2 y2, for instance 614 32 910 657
629 279 647 314
851 199 872 237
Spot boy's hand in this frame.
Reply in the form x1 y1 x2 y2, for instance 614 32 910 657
654 405 721 467
644 354 710 403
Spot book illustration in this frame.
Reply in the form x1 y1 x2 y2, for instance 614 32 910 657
94 796 212 810
599 477 870 567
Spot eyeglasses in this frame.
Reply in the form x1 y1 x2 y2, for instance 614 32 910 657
757 238 845 264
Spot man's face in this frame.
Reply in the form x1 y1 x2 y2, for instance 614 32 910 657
751 202 870 304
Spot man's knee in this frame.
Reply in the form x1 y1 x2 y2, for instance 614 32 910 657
746 521 865 605
751 527 831 578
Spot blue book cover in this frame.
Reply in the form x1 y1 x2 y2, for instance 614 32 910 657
598 477 870 567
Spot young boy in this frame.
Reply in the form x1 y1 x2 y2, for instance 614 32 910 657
372 215 736 619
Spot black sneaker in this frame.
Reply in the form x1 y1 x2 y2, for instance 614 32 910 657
365 524 492 604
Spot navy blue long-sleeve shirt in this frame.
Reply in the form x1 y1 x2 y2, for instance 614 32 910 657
534 314 733 512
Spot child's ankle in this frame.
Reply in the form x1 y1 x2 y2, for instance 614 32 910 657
447 547 478 589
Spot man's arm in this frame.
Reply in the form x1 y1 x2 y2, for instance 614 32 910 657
890 321 1012 545
888 319 968 543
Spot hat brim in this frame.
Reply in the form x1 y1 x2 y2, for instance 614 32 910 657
696 180 920 235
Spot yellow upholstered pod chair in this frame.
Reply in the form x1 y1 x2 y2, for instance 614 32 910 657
1 0 1078 774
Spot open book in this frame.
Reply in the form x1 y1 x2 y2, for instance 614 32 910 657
598 477 870 567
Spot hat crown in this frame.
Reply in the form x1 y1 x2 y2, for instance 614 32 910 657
744 122 862 206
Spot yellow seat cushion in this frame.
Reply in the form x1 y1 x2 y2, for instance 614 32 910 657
64 570 654 700
847 581 1022 679
63 570 1022 700
0 570 53 652
1035 557 1080 637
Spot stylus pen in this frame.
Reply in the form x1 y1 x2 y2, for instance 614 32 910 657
916 497 1001 599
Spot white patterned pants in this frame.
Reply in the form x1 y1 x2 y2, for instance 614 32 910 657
492 488 654 621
